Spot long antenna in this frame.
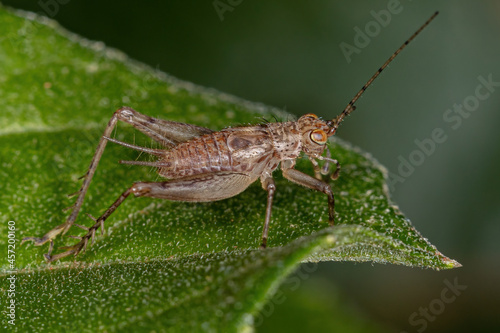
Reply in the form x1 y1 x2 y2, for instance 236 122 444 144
327 11 439 135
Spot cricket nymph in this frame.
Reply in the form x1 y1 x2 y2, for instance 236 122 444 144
128 113 335 204
22 12 438 262
158 113 331 181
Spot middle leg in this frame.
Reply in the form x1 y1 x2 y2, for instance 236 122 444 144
259 174 276 249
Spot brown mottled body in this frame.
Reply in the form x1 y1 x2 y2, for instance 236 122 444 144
161 122 304 180
22 12 438 262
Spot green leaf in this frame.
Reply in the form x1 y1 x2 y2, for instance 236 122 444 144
0 7 460 332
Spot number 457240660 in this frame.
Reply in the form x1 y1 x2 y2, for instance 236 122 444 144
23 12 439 262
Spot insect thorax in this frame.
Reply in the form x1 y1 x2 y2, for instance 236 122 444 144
265 122 303 160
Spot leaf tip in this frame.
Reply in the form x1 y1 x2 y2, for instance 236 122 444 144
441 256 462 269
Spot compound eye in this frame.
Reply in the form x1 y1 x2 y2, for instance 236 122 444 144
310 129 327 144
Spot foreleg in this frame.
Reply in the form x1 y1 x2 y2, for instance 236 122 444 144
282 161 335 226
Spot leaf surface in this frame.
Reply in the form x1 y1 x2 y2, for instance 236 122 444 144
0 7 460 332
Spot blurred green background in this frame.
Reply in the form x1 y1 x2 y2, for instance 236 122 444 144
3 0 499 332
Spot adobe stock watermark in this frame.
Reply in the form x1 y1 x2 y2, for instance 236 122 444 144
5 220 17 326
340 0 438 64
5 0 71 51
213 0 243 21
388 73 499 192
253 262 318 327
38 0 71 18
339 0 407 64
401 277 467 333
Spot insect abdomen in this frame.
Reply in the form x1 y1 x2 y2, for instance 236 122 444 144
159 131 241 179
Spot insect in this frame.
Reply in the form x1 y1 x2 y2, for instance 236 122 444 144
23 12 439 262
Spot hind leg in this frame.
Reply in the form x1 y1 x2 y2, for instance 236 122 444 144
41 172 254 262
22 107 212 254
